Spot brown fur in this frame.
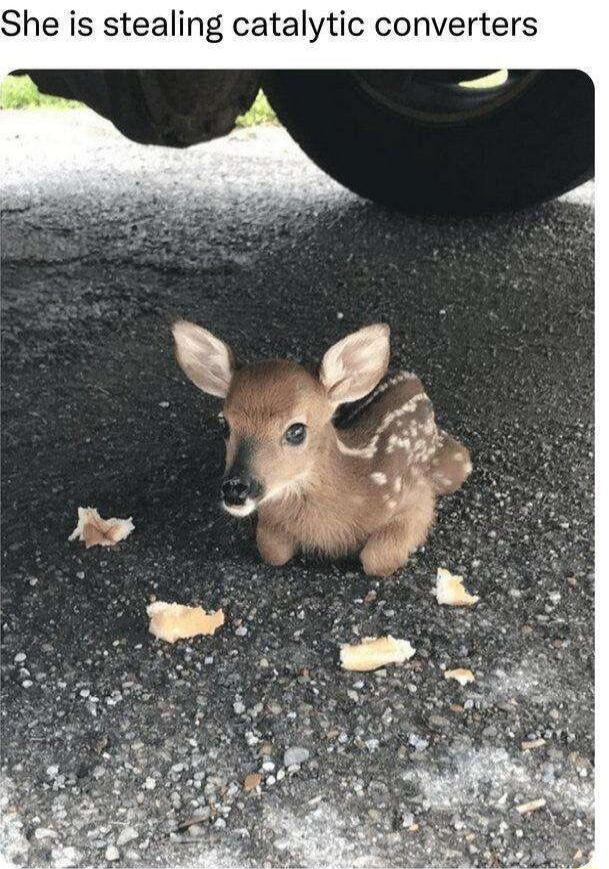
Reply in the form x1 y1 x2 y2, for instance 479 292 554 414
172 321 472 577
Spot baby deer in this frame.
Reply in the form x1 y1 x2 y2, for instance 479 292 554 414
172 321 472 577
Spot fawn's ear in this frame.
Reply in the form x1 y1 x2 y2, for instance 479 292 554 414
172 320 235 398
320 324 390 405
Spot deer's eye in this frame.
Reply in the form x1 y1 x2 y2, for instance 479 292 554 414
284 423 307 446
218 415 230 438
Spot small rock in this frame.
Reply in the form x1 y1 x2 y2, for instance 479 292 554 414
283 747 310 767
381 708 393 725
408 734 429 752
428 715 451 732
51 846 82 868
243 772 262 791
105 845 120 861
34 827 58 840
117 826 138 846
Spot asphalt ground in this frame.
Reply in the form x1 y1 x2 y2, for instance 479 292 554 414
1 110 595 868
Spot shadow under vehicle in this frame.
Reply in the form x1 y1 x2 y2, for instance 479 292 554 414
25 69 594 215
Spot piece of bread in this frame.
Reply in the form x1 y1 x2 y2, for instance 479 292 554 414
147 601 224 643
435 567 479 606
340 635 415 672
69 506 134 548
444 667 475 685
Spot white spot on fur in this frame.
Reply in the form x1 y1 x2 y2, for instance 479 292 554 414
393 477 402 492
336 438 377 459
262 472 310 504
387 499 397 510
223 500 257 518
336 391 430 459
435 474 453 488
336 369 418 425
370 472 387 485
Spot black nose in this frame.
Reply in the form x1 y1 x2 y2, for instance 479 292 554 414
221 477 252 506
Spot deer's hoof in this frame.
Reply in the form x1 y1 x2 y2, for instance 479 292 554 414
257 541 294 567
360 549 403 578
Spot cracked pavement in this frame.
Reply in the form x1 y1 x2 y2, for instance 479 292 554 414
1 109 595 867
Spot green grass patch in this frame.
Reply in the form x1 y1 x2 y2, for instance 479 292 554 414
236 90 277 127
0 75 81 109
1 74 277 125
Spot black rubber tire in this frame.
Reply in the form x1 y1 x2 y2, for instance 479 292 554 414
263 70 594 216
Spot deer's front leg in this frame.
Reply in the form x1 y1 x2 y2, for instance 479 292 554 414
256 520 297 567
360 496 435 577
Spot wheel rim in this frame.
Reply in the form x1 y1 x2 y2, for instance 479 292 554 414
351 70 539 125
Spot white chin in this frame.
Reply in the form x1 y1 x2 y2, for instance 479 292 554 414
223 499 258 518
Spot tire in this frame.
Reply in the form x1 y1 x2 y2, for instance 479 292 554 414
263 70 594 216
